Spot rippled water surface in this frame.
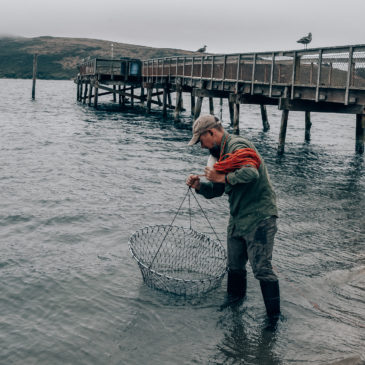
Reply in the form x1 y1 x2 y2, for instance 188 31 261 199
0 79 364 364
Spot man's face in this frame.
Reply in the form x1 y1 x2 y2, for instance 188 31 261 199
199 130 220 158
199 130 215 149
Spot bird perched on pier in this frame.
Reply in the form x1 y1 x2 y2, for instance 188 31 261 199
197 45 207 53
297 33 312 49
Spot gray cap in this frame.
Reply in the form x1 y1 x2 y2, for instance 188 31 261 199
188 114 222 146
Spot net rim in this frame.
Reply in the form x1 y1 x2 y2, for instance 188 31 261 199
128 224 227 283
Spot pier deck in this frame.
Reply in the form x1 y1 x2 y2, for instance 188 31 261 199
76 44 365 153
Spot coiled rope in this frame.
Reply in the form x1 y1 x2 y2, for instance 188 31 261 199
214 148 261 173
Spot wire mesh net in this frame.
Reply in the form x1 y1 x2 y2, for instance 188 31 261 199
129 225 227 296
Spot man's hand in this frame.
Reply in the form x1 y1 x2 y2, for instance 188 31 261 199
205 167 225 183
186 175 201 190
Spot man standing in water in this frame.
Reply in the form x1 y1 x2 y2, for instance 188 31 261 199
186 114 280 319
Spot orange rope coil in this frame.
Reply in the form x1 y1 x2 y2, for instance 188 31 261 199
213 148 261 173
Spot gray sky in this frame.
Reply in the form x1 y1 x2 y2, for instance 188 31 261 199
1 0 364 54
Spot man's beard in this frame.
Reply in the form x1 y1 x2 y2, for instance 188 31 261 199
209 143 221 159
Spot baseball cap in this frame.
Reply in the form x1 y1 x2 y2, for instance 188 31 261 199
188 115 222 146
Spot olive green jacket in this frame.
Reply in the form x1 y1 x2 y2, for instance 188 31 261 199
197 132 278 237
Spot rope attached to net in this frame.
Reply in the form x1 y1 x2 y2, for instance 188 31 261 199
148 187 221 270
189 188 221 244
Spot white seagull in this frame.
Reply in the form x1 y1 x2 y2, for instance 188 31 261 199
297 33 312 49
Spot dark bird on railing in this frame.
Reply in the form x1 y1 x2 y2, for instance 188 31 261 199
297 33 312 49
197 45 207 53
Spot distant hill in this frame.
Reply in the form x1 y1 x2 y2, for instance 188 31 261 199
0 36 202 80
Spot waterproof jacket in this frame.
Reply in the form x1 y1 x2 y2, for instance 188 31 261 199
197 132 278 237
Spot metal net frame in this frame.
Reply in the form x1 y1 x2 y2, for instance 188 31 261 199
129 188 227 296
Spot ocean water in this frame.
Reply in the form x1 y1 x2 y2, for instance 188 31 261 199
0 79 364 365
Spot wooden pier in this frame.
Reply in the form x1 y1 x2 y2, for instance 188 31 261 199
76 44 365 154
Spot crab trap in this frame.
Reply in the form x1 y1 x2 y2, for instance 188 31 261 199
129 188 227 296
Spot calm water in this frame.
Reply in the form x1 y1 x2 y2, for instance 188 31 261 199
0 79 364 365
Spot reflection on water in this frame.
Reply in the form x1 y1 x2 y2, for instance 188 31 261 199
0 79 364 365
215 308 282 365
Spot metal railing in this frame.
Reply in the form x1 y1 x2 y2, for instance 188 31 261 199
78 58 128 76
142 45 365 103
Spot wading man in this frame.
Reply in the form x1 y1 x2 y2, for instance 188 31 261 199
186 114 280 318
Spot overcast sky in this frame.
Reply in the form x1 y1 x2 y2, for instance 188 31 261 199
1 0 364 54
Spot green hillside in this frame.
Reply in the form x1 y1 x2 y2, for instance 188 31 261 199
0 36 201 80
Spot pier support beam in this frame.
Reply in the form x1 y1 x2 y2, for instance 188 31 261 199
190 93 195 116
277 109 289 155
113 85 116 102
356 114 365 153
260 104 270 131
156 87 162 106
146 87 152 112
76 80 80 101
305 111 312 141
209 97 214 115
220 98 223 120
194 96 203 120
233 103 240 135
140 87 145 105
88 85 93 106
32 54 38 100
122 84 126 106
131 86 134 107
118 85 122 105
168 92 172 108
79 83 83 102
93 85 99 109
162 87 168 116
174 87 183 121
229 101 234 126
83 83 88 104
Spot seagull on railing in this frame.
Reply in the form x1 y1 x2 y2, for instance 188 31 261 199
297 33 312 49
197 45 207 53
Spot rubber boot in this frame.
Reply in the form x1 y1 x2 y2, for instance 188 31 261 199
260 280 280 318
219 269 247 310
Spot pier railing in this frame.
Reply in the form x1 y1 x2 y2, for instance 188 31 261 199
74 44 365 153
142 45 365 105
78 58 142 82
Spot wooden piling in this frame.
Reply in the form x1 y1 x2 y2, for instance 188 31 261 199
88 85 93 106
190 93 195 116
118 85 122 105
156 87 162 106
122 84 126 106
146 87 152 112
131 86 134 107
162 87 168 116
219 98 223 120
93 85 99 109
355 114 365 153
277 109 289 154
260 104 270 131
233 103 240 135
305 111 312 141
229 101 234 125
209 97 214 115
76 79 80 101
32 54 38 100
83 83 88 104
79 83 83 102
194 96 203 120
174 87 183 121
113 85 116 102
140 87 145 105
